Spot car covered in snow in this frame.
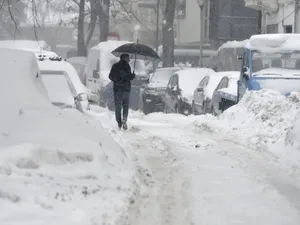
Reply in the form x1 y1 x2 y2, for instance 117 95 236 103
238 34 300 102
163 68 215 115
38 58 90 112
211 71 240 115
192 72 233 115
141 67 187 114
66 56 87 86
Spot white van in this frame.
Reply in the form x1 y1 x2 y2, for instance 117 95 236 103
85 40 148 107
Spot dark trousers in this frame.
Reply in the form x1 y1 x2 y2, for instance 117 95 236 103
114 91 130 124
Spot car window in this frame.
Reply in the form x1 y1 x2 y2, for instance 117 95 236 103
199 76 209 87
217 77 229 89
167 76 174 88
172 75 178 87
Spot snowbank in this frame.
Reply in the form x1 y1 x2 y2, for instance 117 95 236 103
0 49 136 225
192 89 300 173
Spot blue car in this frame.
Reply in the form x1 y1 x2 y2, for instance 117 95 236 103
237 34 300 102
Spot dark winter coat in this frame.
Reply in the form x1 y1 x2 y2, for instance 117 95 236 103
109 59 135 92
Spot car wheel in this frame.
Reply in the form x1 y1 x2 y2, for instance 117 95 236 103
163 104 168 114
142 102 151 115
211 106 217 116
192 101 199 115
175 104 179 114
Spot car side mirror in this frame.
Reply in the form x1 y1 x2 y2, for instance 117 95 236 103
242 67 249 81
93 70 99 79
75 93 88 102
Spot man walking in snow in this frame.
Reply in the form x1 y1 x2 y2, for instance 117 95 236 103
109 54 135 130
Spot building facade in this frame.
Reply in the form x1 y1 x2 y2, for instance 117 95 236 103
174 0 260 47
245 0 299 34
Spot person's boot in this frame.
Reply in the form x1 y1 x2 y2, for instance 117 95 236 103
117 121 122 129
122 120 128 130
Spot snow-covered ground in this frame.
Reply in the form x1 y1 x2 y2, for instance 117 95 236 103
0 49 137 225
93 88 300 224
2 48 300 224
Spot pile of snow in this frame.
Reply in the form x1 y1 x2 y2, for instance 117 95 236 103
192 89 300 173
218 39 249 51
0 49 136 225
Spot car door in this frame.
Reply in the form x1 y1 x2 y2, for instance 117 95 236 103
170 75 179 111
164 76 175 111
212 77 229 115
194 76 209 110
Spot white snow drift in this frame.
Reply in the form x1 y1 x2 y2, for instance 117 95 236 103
191 89 300 174
0 48 136 225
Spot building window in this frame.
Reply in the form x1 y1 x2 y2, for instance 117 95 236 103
267 24 278 33
285 25 293 33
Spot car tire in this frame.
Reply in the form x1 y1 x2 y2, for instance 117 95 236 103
163 104 168 114
142 102 151 115
211 106 217 116
192 101 199 115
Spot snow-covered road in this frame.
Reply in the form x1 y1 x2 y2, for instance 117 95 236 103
98 111 300 225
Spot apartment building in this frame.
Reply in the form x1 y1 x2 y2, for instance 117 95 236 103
245 0 299 33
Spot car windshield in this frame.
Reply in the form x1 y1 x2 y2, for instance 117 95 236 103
150 68 180 86
41 73 75 107
252 51 300 75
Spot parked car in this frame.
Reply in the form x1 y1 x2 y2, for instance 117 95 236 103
192 72 232 115
141 67 186 114
38 58 90 113
164 68 215 115
67 56 87 86
211 71 240 115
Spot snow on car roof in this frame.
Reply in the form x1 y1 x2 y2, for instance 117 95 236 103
176 68 215 93
218 40 249 51
247 34 300 52
38 60 88 95
214 71 240 79
204 73 228 99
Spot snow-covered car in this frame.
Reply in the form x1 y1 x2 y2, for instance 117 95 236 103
192 72 231 115
66 56 87 86
38 59 90 112
141 67 187 114
238 34 300 102
164 68 215 115
211 71 240 115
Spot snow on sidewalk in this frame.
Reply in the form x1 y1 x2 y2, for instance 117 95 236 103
0 48 137 225
97 110 300 225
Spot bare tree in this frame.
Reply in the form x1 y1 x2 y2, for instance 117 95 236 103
77 0 86 56
162 0 176 67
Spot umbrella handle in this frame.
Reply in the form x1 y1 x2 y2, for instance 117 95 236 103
133 53 137 74
133 39 139 74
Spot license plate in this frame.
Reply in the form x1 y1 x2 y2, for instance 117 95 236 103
146 99 152 102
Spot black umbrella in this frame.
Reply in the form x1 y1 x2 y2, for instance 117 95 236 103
111 42 160 61
112 41 160 73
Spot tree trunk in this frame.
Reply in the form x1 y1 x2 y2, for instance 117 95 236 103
98 0 110 42
85 0 99 47
162 0 176 67
77 0 87 56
